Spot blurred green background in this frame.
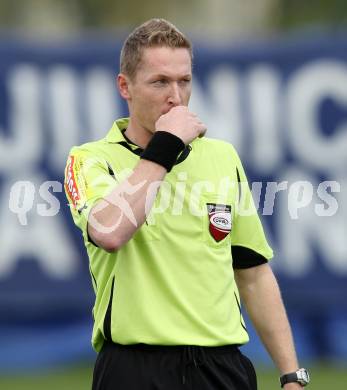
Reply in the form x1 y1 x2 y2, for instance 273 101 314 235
1 362 347 390
1 0 347 41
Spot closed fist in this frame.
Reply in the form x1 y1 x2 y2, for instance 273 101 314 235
155 106 206 145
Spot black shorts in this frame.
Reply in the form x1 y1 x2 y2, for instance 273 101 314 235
92 341 257 390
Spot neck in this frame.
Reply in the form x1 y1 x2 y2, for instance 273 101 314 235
124 118 153 149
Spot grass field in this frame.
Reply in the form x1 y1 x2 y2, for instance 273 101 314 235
0 362 346 390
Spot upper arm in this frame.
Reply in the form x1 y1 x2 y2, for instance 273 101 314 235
234 263 275 299
234 262 269 286
230 146 273 269
64 150 118 242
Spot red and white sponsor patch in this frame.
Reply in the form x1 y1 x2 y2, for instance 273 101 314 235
207 203 232 242
65 156 81 209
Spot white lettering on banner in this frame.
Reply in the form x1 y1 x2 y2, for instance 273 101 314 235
0 66 43 174
0 175 79 279
0 58 346 280
287 60 347 173
190 66 244 151
48 67 120 171
246 65 283 174
47 66 81 172
276 168 347 276
85 67 120 140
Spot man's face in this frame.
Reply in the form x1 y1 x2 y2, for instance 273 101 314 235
124 46 192 132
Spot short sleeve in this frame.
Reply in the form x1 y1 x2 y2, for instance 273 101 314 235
230 149 273 268
64 149 118 240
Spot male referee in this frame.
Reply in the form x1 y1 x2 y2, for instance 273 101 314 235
65 18 310 389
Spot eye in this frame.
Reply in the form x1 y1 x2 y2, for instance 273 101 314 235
180 78 191 85
152 79 168 86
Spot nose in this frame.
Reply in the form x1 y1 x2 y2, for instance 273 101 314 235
168 82 181 106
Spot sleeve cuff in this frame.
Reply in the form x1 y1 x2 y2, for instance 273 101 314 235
232 245 268 269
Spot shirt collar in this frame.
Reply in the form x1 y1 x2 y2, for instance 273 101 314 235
105 118 130 144
105 117 193 164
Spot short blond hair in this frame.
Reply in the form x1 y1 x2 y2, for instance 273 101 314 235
120 18 193 80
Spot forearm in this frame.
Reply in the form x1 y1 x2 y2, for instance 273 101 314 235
87 106 207 252
88 159 166 251
235 264 299 376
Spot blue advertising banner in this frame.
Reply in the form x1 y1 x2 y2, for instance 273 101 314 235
0 34 346 371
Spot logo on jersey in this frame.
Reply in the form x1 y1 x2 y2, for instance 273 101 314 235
207 203 232 242
65 156 81 209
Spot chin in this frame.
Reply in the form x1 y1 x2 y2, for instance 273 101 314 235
144 125 155 134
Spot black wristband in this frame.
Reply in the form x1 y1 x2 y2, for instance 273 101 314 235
140 131 185 172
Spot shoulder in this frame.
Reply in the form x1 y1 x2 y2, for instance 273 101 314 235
65 137 111 178
193 136 241 162
68 137 107 159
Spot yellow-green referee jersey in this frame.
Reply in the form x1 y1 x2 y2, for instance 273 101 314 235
64 118 273 353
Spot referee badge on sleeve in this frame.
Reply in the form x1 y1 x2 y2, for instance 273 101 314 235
65 155 87 211
207 203 232 242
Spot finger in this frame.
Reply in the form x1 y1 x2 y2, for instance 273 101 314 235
198 126 207 138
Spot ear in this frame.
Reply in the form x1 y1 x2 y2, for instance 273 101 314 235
117 73 132 100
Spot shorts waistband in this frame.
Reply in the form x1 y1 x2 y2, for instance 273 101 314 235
105 341 240 355
104 341 242 385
